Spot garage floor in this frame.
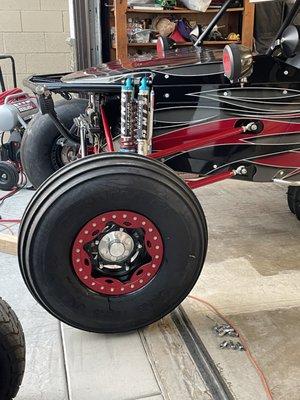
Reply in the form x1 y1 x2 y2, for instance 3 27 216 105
0 180 299 400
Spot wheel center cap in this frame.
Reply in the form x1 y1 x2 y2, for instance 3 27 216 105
109 241 125 257
98 230 134 262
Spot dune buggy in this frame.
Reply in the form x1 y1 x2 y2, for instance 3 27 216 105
18 1 300 333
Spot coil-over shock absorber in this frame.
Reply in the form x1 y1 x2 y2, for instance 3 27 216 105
120 77 136 152
120 75 154 155
137 77 150 155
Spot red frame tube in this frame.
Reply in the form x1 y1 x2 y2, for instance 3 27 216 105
100 105 114 152
150 126 245 160
185 170 235 190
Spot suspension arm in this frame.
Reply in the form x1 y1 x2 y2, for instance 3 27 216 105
150 124 250 160
185 170 235 190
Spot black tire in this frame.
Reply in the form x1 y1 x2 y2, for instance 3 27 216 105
287 186 300 220
19 154 207 333
0 298 25 400
0 162 19 191
20 98 88 189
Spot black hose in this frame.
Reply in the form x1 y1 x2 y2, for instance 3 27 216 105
48 114 79 146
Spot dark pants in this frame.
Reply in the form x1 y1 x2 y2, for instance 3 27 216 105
254 1 285 53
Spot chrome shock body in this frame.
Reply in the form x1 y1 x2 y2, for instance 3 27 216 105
120 75 154 155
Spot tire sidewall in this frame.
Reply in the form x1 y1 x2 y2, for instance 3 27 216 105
288 186 300 219
21 99 88 188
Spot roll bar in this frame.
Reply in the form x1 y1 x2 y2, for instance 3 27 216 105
194 0 235 47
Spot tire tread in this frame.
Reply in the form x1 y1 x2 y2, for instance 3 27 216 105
0 298 25 399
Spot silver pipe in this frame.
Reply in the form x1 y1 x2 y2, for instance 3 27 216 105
273 179 300 186
80 120 86 158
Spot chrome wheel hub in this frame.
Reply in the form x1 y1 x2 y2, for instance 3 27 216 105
72 210 164 296
98 230 134 263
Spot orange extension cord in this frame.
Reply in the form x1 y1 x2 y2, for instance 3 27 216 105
188 295 274 400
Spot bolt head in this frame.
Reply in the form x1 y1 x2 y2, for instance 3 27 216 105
35 85 46 95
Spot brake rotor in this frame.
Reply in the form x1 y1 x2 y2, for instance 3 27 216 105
72 211 164 295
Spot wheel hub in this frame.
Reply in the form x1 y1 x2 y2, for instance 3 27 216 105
98 230 134 262
60 145 78 164
72 211 164 296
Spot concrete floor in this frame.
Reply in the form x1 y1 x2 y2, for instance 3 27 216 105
0 179 299 399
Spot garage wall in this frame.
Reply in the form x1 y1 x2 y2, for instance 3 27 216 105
0 0 74 90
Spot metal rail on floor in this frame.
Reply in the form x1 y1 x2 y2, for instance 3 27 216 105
171 306 235 400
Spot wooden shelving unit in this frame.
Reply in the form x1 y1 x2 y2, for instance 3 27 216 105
112 0 255 61
112 40 241 49
126 7 245 14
